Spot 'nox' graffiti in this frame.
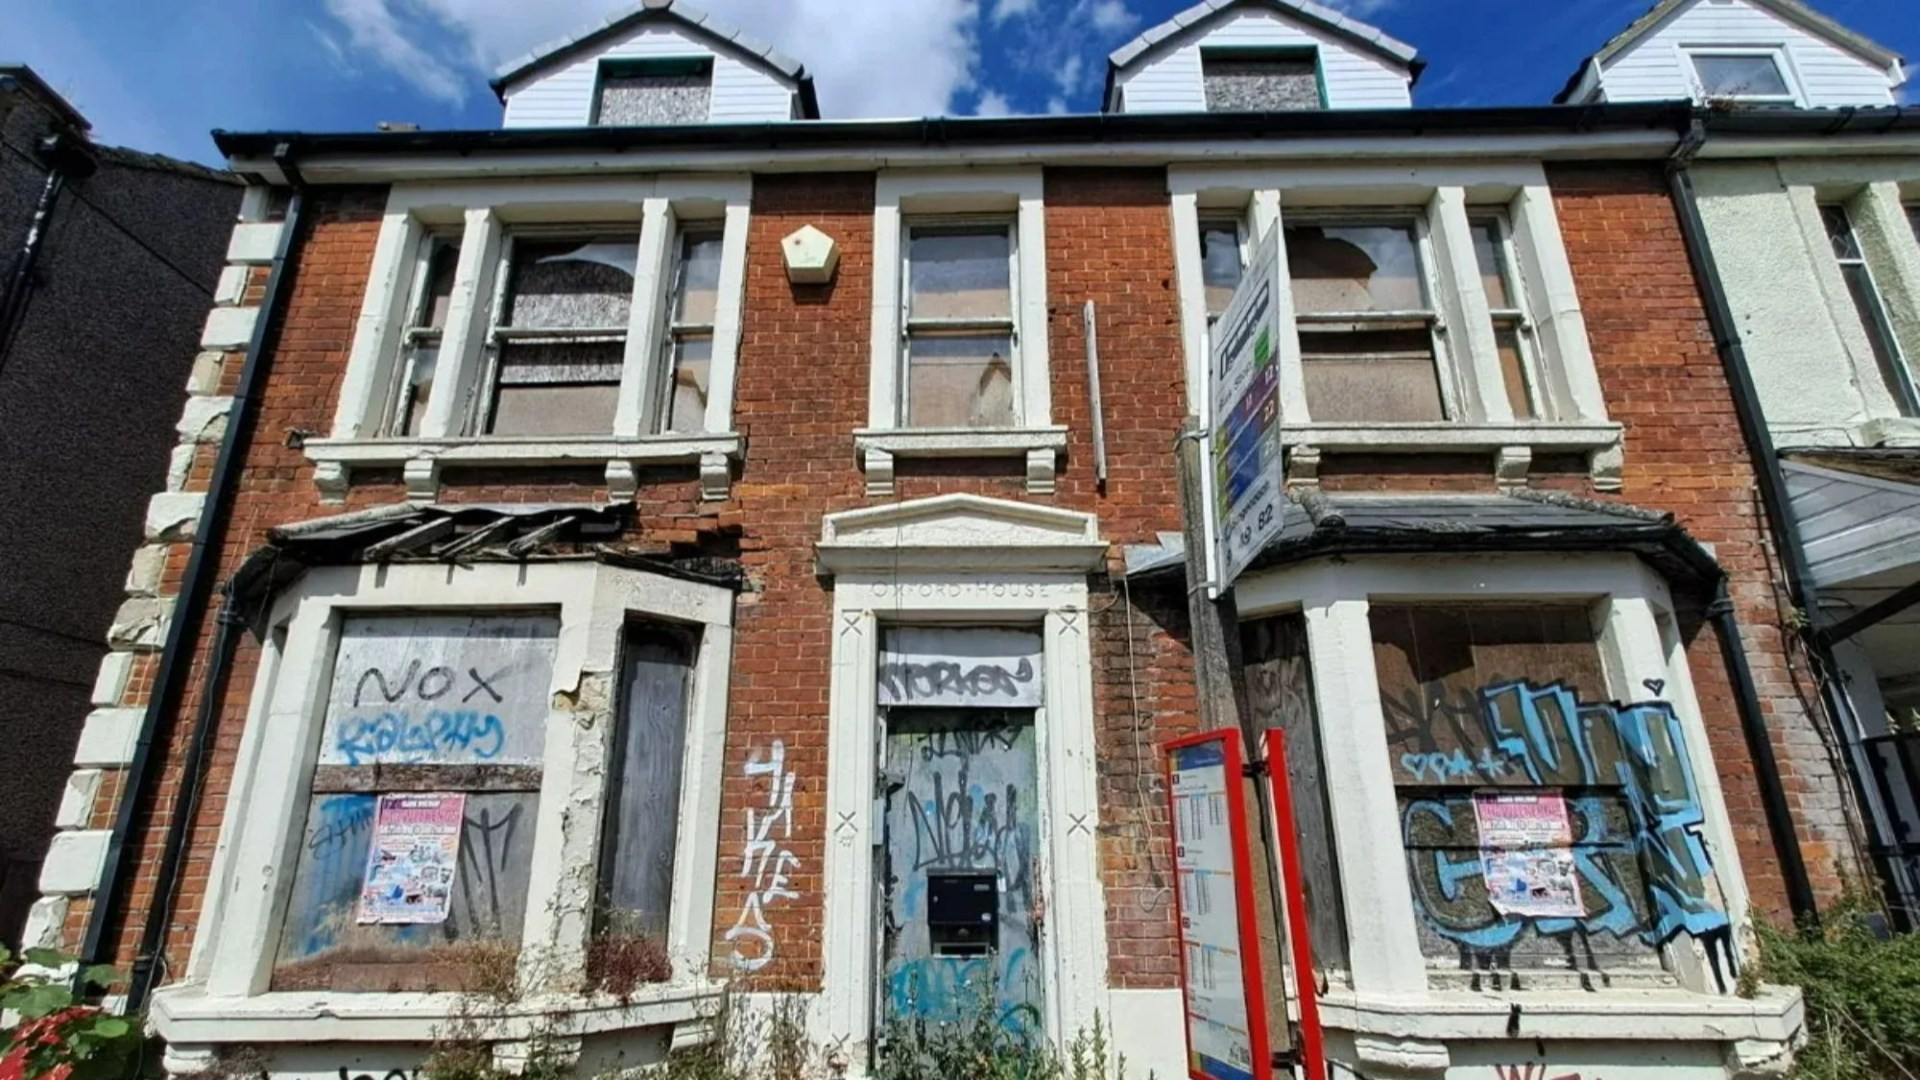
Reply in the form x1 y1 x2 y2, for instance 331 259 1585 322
1395 680 1734 985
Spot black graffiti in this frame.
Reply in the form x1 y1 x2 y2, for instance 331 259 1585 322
878 658 1035 703
308 799 376 855
457 802 524 937
916 727 1022 762
338 1070 415 1080
353 662 510 708
903 754 1034 912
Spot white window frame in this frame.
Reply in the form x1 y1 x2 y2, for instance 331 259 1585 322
1680 45 1804 106
1197 212 1251 326
1472 211 1550 421
658 222 726 435
313 177 752 504
1818 199 1919 417
898 217 1022 429
1169 164 1623 490
1283 209 1461 423
862 169 1063 496
380 232 460 437
1230 554 1803 1070
156 560 735 1047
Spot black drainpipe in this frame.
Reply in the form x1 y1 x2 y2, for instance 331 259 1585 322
0 127 93 371
1666 121 1831 925
83 147 306 1001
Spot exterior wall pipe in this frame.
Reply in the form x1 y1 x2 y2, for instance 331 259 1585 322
79 151 306 989
1667 139 1834 926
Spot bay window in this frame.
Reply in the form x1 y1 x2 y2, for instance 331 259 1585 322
313 178 751 503
1170 166 1621 490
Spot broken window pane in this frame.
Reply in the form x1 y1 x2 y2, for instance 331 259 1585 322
1203 51 1323 112
1372 605 1725 980
1286 223 1425 313
906 334 1016 428
1300 324 1443 422
490 344 625 437
595 59 713 126
674 231 724 326
659 228 722 434
1691 54 1790 98
1201 219 1246 319
909 229 1012 320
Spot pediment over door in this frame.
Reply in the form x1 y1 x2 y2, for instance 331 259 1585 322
815 494 1109 575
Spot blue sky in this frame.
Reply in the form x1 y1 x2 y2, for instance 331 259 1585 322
4 0 1915 166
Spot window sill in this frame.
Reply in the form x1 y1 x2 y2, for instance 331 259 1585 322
853 426 1068 497
149 979 726 1045
1279 421 1625 492
304 433 745 503
1320 985 1803 1076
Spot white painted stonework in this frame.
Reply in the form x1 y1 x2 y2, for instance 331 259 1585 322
813 495 1112 1070
145 492 204 541
39 830 110 895
107 596 171 650
225 222 285 264
74 708 142 767
54 770 103 830
199 305 258 351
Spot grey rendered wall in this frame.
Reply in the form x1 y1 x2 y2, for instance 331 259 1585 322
0 98 240 946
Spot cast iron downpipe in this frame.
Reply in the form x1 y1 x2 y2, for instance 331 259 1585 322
83 149 305 1007
1667 133 1830 925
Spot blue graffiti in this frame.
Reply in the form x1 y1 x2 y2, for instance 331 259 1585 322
1402 680 1735 983
333 709 505 765
291 793 377 956
885 948 1038 1034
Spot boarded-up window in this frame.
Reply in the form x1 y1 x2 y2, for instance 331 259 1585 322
486 236 638 436
1285 221 1444 423
599 626 696 940
1372 605 1730 984
594 58 713 126
1203 50 1323 112
903 224 1018 429
1241 615 1349 978
274 613 558 992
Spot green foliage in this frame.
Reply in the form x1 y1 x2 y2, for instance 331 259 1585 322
873 999 1145 1080
1755 898 1920 1080
0 946 145 1080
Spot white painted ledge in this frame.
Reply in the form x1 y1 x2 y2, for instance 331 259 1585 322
853 426 1068 496
304 433 746 502
1855 416 1920 448
150 981 726 1045
225 222 285 264
1281 421 1627 491
75 708 143 767
1318 985 1804 1044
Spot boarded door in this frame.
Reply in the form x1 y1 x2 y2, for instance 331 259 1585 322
879 708 1043 1035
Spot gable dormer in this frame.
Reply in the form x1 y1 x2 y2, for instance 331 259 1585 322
1556 0 1906 107
490 0 820 129
1103 0 1422 114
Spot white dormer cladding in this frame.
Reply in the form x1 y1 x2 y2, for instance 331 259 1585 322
492 0 816 129
1105 0 1420 114
1557 0 1906 107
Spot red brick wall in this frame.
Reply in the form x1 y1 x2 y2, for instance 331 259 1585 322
81 171 1202 994
1549 163 1862 915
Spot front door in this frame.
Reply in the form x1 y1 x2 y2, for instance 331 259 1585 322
878 707 1044 1035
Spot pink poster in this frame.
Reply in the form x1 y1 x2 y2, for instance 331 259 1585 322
1473 791 1584 919
357 793 465 925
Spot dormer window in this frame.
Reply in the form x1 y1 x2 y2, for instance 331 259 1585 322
1686 49 1796 103
1202 48 1324 112
593 57 714 126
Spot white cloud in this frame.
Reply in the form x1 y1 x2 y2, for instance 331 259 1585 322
323 0 984 119
1316 0 1399 16
1084 0 1138 34
1053 54 1085 96
1045 96 1069 115
1900 64 1916 105
991 0 1039 24
974 89 1015 116
321 0 471 106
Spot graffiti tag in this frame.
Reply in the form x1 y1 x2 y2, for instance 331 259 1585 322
726 741 801 972
332 709 506 765
1401 680 1736 988
353 661 509 708
877 658 1037 704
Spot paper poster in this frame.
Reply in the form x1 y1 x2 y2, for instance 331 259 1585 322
357 793 465 925
1170 740 1259 1080
1474 791 1583 919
